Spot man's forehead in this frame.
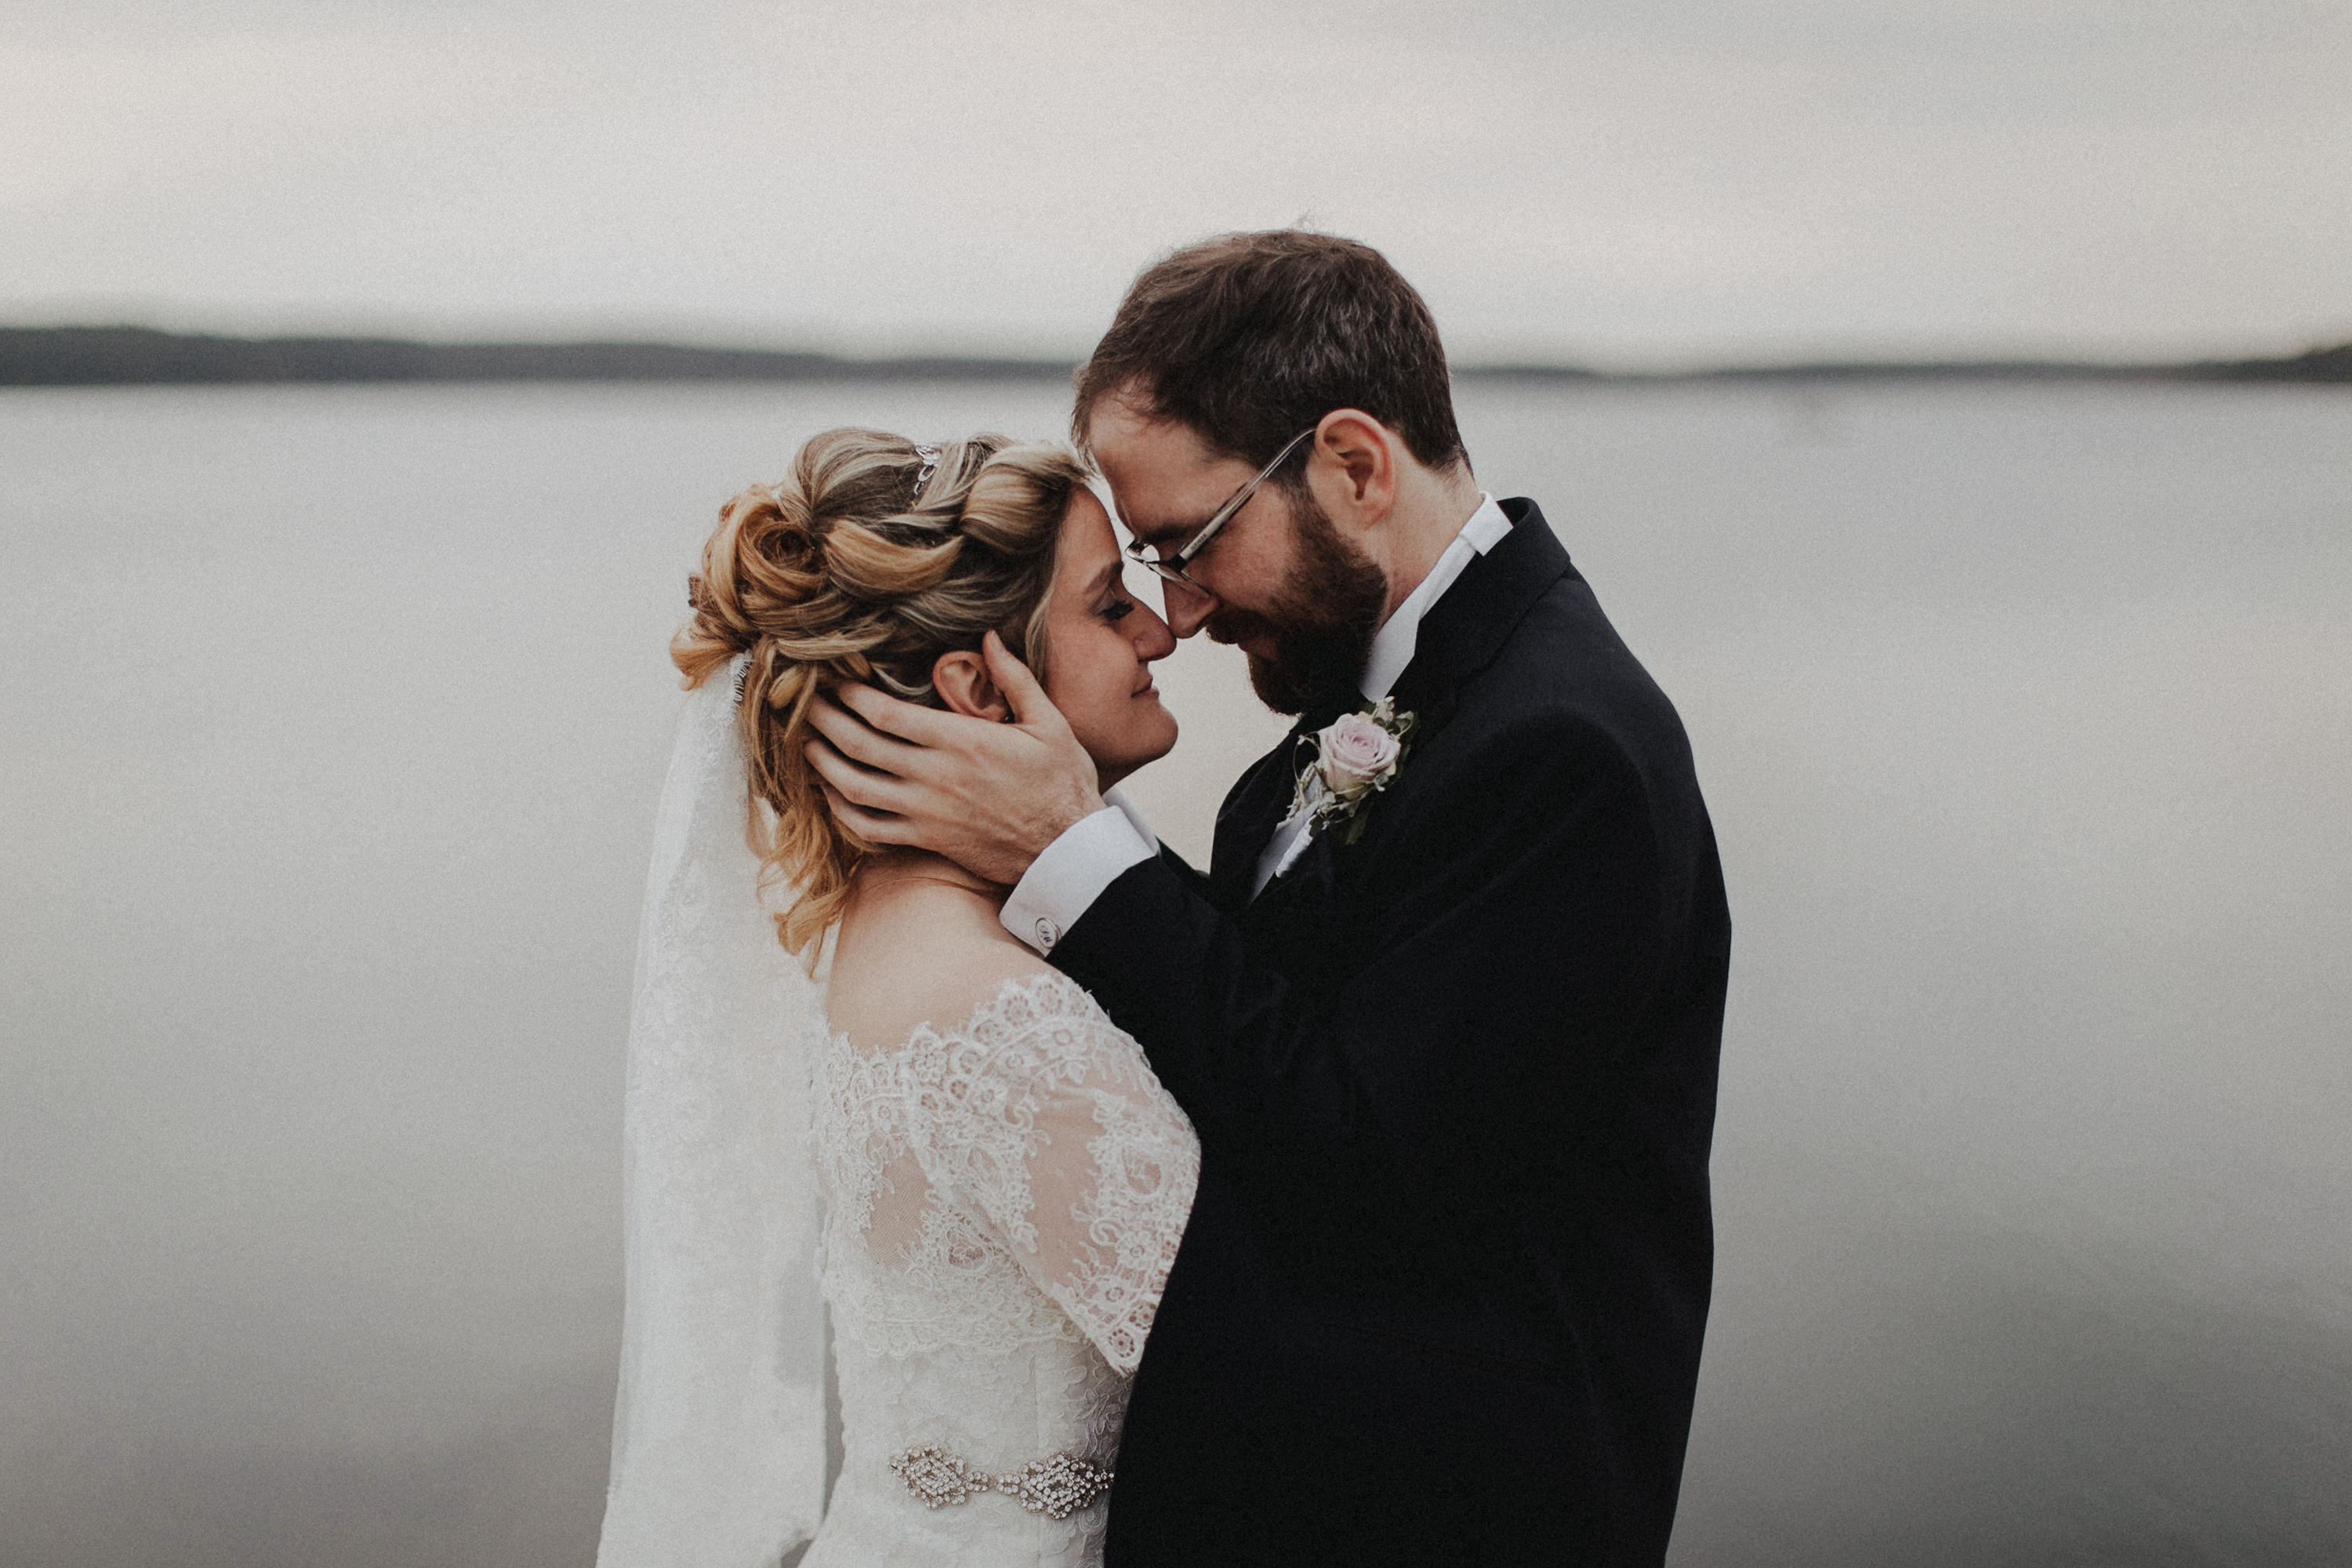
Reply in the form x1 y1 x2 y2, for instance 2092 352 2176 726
1091 408 1252 535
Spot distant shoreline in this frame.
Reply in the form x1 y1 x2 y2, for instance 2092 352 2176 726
3 325 2347 387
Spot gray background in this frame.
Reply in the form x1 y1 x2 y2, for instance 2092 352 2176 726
5 0 2349 362
4 377 2347 1566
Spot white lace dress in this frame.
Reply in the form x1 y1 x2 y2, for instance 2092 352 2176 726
802 971 1200 1567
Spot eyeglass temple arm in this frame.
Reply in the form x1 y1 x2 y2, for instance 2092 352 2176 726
1170 426 1320 565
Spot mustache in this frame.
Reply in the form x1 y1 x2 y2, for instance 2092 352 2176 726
1204 609 1279 646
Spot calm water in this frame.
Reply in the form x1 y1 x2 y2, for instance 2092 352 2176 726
3 381 2348 1568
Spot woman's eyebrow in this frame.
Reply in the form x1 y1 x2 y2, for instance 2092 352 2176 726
1087 558 1124 598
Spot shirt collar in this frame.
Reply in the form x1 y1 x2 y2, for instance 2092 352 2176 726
1357 492 1512 701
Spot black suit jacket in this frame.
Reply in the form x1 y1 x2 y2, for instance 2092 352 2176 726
1048 499 1730 1566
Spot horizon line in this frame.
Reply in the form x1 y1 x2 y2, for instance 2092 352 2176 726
2 323 2347 387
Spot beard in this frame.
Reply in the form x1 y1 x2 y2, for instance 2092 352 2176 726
1205 486 1389 717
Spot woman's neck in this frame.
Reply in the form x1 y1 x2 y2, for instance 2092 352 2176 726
833 848 1012 1000
854 846 1004 905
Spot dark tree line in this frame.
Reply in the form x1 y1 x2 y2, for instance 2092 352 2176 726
2 324 2345 387
0 327 1076 387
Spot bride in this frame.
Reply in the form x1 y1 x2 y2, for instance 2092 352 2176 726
595 430 1201 1568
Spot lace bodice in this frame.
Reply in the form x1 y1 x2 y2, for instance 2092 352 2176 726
801 971 1200 1568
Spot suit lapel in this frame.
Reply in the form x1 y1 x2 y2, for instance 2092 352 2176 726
1381 499 1573 744
1208 677 1360 907
1209 733 1304 907
1253 500 1575 905
1208 501 1573 909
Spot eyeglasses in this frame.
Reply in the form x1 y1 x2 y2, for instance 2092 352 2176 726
1122 425 1318 591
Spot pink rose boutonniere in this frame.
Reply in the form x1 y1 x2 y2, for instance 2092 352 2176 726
1289 696 1417 846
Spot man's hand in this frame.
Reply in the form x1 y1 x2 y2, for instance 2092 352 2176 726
804 631 1103 886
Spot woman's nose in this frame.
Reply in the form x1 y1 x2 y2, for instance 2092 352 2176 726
1135 599 1178 661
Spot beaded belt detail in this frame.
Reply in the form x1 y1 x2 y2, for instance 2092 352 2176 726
887 1445 1114 1521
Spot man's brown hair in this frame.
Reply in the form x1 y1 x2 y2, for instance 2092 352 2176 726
1072 230 1468 477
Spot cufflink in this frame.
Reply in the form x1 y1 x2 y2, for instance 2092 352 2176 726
1033 916 1061 951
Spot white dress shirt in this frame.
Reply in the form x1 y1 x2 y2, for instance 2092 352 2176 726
1000 493 1514 953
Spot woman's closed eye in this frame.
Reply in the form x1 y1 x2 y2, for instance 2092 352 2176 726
1099 592 1136 622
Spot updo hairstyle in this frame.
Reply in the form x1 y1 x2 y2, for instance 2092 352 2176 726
673 427 1091 957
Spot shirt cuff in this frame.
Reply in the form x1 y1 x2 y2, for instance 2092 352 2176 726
1000 786 1159 954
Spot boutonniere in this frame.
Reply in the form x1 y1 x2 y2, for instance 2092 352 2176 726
1289 696 1417 847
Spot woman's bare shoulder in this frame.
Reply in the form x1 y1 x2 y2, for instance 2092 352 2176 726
826 872 1054 1052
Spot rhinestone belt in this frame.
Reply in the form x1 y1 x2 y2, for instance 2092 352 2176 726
886 1444 1114 1521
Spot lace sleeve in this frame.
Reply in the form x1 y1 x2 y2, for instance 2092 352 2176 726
928 974 1201 1374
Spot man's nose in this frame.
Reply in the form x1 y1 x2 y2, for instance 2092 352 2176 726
1160 576 1216 638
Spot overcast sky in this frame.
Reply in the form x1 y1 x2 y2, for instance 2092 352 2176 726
4 0 2348 364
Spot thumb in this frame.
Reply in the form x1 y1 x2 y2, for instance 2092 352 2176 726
983 630 1063 731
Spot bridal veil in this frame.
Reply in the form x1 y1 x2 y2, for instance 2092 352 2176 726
597 659 830 1568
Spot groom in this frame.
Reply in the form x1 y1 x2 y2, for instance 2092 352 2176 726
809 231 1730 1566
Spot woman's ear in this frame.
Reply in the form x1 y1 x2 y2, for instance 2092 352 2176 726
931 649 1011 720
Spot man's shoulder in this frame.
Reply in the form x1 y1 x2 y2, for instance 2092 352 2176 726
1462 573 1692 762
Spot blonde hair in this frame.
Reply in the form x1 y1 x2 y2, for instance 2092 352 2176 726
673 428 1090 959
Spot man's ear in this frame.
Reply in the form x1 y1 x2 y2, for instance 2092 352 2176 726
1311 409 1397 524
931 649 1011 720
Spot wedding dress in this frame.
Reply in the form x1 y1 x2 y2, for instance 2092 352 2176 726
805 971 1197 1566
597 663 1197 1568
